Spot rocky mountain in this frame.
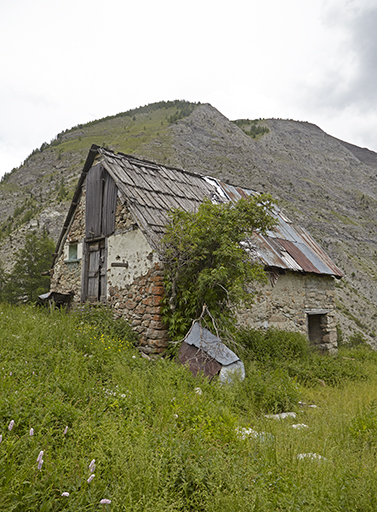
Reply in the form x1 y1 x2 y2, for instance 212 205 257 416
1 101 376 345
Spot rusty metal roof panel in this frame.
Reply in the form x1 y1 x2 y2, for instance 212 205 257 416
218 181 259 202
214 180 342 277
266 213 298 242
251 234 296 271
295 227 344 277
263 236 304 272
178 341 222 379
278 239 322 274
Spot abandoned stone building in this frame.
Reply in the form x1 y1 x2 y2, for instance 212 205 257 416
49 145 343 354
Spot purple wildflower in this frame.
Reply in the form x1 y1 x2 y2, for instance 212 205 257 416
87 474 95 483
0 435 2 443
61 492 70 497
89 459 96 472
37 450 44 462
30 428 34 436
100 499 111 505
63 426 68 435
8 420 14 431
38 459 43 470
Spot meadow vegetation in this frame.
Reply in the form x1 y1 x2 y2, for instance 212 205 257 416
1 303 377 510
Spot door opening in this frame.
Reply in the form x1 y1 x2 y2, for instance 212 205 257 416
307 312 328 345
85 239 107 303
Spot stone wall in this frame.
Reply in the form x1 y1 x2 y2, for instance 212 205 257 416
237 271 338 353
108 263 169 354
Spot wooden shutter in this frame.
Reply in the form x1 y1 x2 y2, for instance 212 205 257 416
85 164 103 239
85 164 117 239
102 171 117 236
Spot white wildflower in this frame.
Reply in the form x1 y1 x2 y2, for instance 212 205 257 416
297 452 326 461
63 426 68 435
30 428 34 436
37 450 44 462
264 412 296 420
8 420 14 431
87 474 95 483
61 492 70 497
100 499 111 504
38 459 44 470
89 459 96 472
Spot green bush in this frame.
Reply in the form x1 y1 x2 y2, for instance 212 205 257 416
0 229 55 304
283 352 368 387
162 197 276 339
236 327 368 387
236 327 310 363
234 362 300 414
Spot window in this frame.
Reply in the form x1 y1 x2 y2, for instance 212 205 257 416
64 242 82 262
68 243 78 261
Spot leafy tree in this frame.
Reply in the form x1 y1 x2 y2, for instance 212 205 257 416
57 177 68 201
0 261 8 300
161 195 276 339
0 229 55 304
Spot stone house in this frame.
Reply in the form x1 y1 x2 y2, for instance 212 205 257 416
49 145 343 354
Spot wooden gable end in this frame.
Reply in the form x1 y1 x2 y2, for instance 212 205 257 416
85 164 117 240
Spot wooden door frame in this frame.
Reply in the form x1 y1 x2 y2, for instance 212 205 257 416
81 236 108 303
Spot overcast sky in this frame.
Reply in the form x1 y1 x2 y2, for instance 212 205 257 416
1 0 376 178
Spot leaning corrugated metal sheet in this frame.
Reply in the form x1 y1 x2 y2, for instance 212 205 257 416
179 322 245 382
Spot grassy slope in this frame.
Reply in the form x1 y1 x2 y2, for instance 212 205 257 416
1 304 377 511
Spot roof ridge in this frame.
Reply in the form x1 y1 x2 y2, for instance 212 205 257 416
98 147 207 181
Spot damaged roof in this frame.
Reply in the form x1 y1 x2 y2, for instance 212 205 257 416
54 145 343 278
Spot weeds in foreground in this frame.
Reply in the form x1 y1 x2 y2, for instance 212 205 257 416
1 304 377 510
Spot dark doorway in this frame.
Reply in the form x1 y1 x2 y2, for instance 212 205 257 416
307 313 326 345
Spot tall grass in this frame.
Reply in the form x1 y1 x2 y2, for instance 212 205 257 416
1 304 377 510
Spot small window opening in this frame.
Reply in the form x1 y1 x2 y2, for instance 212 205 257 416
68 244 78 261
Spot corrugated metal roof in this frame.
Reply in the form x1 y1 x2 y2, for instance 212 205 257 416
94 148 343 278
218 180 343 278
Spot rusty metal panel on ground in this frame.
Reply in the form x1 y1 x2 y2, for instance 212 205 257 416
178 342 222 379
